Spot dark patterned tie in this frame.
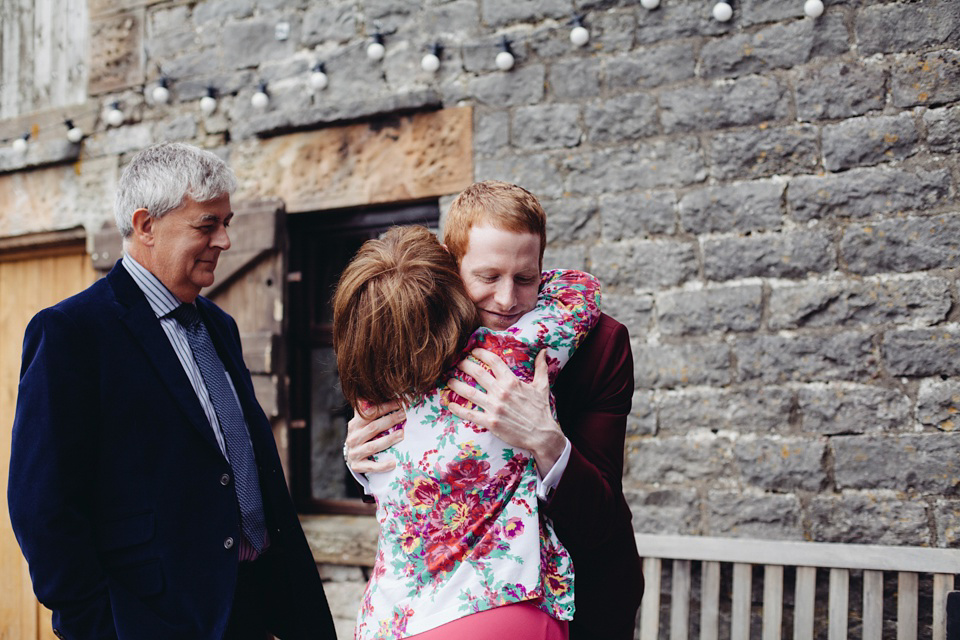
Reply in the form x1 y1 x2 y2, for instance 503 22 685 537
170 303 267 552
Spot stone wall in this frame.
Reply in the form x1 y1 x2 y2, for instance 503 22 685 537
1 0 959 634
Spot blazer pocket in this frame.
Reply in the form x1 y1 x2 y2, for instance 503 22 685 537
98 511 156 552
113 559 164 597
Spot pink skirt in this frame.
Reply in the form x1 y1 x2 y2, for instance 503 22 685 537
407 601 569 640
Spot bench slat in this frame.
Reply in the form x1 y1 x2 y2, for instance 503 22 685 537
670 560 691 640
828 568 849 640
732 563 752 640
794 566 816 640
641 557 661 640
762 564 783 640
701 561 721 640
899 572 919 640
933 574 955 640
863 570 884 640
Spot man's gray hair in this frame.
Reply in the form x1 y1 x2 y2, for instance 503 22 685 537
114 142 238 238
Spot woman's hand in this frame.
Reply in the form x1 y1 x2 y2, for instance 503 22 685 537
344 400 406 473
446 348 566 474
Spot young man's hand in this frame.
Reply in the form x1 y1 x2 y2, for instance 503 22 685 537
343 400 406 473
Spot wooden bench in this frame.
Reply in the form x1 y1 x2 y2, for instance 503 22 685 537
635 533 960 640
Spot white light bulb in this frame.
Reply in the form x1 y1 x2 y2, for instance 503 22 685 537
367 40 385 61
495 50 515 71
713 1 733 21
641 0 661 9
310 69 329 90
12 137 27 152
200 95 217 115
152 84 170 104
421 52 440 73
67 126 83 143
251 90 269 109
804 0 824 18
106 107 124 127
570 25 589 47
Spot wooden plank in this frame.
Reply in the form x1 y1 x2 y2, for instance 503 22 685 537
701 561 721 640
828 568 849 640
898 572 919 640
732 563 752 640
33 0 52 107
1 0 23 118
762 564 783 640
670 560 691 640
863 570 884 640
933 574 954 640
794 566 816 640
635 533 960 573
640 557 662 640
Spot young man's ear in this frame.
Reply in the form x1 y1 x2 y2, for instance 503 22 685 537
130 208 155 246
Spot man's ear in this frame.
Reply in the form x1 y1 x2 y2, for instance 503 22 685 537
130 209 155 246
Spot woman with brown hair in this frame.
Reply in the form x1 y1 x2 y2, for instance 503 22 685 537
333 225 600 640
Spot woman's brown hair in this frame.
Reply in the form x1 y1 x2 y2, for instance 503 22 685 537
332 225 479 415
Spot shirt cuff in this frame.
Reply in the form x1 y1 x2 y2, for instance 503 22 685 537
536 437 572 501
348 466 372 495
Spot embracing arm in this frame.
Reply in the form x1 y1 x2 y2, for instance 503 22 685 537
8 309 118 640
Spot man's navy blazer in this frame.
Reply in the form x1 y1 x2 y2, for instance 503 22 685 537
8 261 334 639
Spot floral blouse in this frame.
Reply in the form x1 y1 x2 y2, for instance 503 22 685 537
354 269 601 640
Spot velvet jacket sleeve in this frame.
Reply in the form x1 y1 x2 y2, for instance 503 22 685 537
8 309 119 640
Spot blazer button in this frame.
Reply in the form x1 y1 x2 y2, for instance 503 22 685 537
224 537 234 549
220 473 231 486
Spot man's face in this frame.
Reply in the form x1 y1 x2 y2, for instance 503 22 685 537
147 194 233 302
458 224 541 330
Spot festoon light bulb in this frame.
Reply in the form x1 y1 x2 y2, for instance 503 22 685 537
152 77 170 104
421 44 441 73
12 133 28 153
200 87 218 115
713 1 733 22
804 0 824 18
106 102 124 127
495 37 515 71
251 82 269 109
641 0 661 9
367 33 385 61
570 16 589 47
310 63 329 90
65 119 83 143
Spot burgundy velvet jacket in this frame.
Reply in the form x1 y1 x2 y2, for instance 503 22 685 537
549 312 643 640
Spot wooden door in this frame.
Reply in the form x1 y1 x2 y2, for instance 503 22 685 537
0 242 95 639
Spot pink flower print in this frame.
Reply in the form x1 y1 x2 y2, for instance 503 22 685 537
503 517 524 539
443 457 491 489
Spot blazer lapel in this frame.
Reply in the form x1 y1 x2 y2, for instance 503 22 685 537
107 262 224 455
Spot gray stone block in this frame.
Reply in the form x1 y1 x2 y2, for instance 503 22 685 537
736 332 875 384
547 58 601 100
658 386 794 435
586 9 637 54
480 0 570 27
832 434 960 494
635 1 730 45
795 60 886 121
822 113 920 172
883 328 960 377
809 493 932 545
934 499 960 548
841 214 960 275
768 276 952 330
627 434 733 484
512 103 582 150
626 390 657 437
422 0 481 39
600 190 677 241
709 125 819 181
476 152 565 199
702 230 835 281
925 105 960 154
679 179 784 234
223 17 299 70
788 167 953 222
918 378 960 432
605 43 696 91
472 109 510 157
739 0 806 26
602 293 655 336
656 284 763 336
624 487 701 534
543 245 587 271
701 15 848 79
302 3 358 46
893 50 960 108
543 196 599 244
798 382 912 435
585 92 659 144
660 75 790 134
633 342 732 389
466 64 545 106
734 436 827 492
705 491 804 540
855 0 960 56
194 0 255 24
158 51 222 89
155 114 198 141
565 138 707 195
589 239 698 290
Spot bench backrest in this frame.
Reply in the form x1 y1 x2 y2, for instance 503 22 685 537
635 533 960 640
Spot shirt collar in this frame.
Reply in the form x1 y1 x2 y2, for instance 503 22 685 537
121 254 185 319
